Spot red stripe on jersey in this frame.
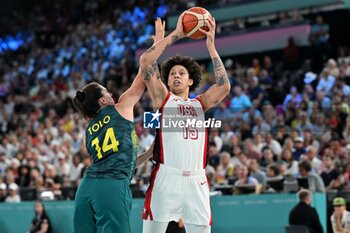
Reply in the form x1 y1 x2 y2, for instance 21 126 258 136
207 176 212 226
203 128 208 168
142 164 160 220
195 96 206 112
194 96 208 168
159 92 171 163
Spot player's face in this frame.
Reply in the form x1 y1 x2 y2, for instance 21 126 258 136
99 85 115 106
168 65 193 93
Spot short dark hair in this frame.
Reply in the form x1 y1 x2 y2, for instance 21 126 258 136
262 146 272 153
298 160 312 172
298 189 311 201
267 163 280 176
160 55 202 92
73 82 103 119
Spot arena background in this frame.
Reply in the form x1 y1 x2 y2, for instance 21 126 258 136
1 0 350 233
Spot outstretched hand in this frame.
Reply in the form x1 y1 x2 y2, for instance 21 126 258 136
151 18 166 45
199 16 216 48
174 11 187 39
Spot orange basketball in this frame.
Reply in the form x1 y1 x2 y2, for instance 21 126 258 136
182 7 211 39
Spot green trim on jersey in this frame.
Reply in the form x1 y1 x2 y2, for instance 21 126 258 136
84 105 138 179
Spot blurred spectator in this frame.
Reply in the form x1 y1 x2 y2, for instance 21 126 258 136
208 142 220 169
69 154 83 186
320 156 341 191
249 158 266 185
316 68 335 96
281 148 298 176
305 146 322 174
230 85 252 114
263 132 282 157
210 128 223 152
260 146 277 170
29 201 52 233
291 9 304 22
292 137 306 161
220 124 235 149
327 59 340 77
283 86 302 108
0 183 6 202
283 37 300 70
275 125 289 146
215 152 234 184
5 183 20 203
316 90 332 110
251 133 264 153
244 139 261 160
206 164 216 186
289 189 324 233
298 160 325 193
252 116 270 135
16 165 31 187
309 16 331 70
266 163 283 180
233 18 245 30
234 165 258 186
139 128 154 152
303 129 320 154
343 116 350 143
337 47 350 65
330 197 350 233
213 101 235 121
242 106 262 127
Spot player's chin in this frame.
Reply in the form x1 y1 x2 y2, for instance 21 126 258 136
170 85 181 92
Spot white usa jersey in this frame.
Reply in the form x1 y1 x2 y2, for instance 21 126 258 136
153 92 208 171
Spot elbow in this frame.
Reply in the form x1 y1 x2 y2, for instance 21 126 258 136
222 82 231 96
140 49 156 67
139 54 149 67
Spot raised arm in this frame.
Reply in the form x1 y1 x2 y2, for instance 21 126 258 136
139 15 186 109
118 19 167 108
197 17 230 111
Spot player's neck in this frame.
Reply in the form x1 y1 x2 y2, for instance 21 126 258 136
171 91 189 101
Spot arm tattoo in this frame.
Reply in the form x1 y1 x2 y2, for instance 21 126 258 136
171 35 179 45
142 63 160 82
145 35 179 55
212 57 229 86
152 63 161 79
144 46 155 53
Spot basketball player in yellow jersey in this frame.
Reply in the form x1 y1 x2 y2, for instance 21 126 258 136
140 13 230 233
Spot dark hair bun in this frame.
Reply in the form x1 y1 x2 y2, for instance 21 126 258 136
76 90 86 102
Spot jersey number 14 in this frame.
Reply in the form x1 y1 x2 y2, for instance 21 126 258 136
91 127 119 159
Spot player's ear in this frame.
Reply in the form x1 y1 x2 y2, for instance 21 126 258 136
98 96 107 106
188 79 194 86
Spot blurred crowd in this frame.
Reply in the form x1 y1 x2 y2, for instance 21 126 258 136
1 0 350 202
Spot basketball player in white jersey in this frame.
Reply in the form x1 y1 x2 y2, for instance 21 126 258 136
139 13 230 233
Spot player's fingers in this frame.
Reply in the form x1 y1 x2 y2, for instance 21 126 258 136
205 20 214 32
198 28 210 36
210 16 216 26
158 18 164 28
206 18 215 30
162 20 166 29
179 11 187 21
